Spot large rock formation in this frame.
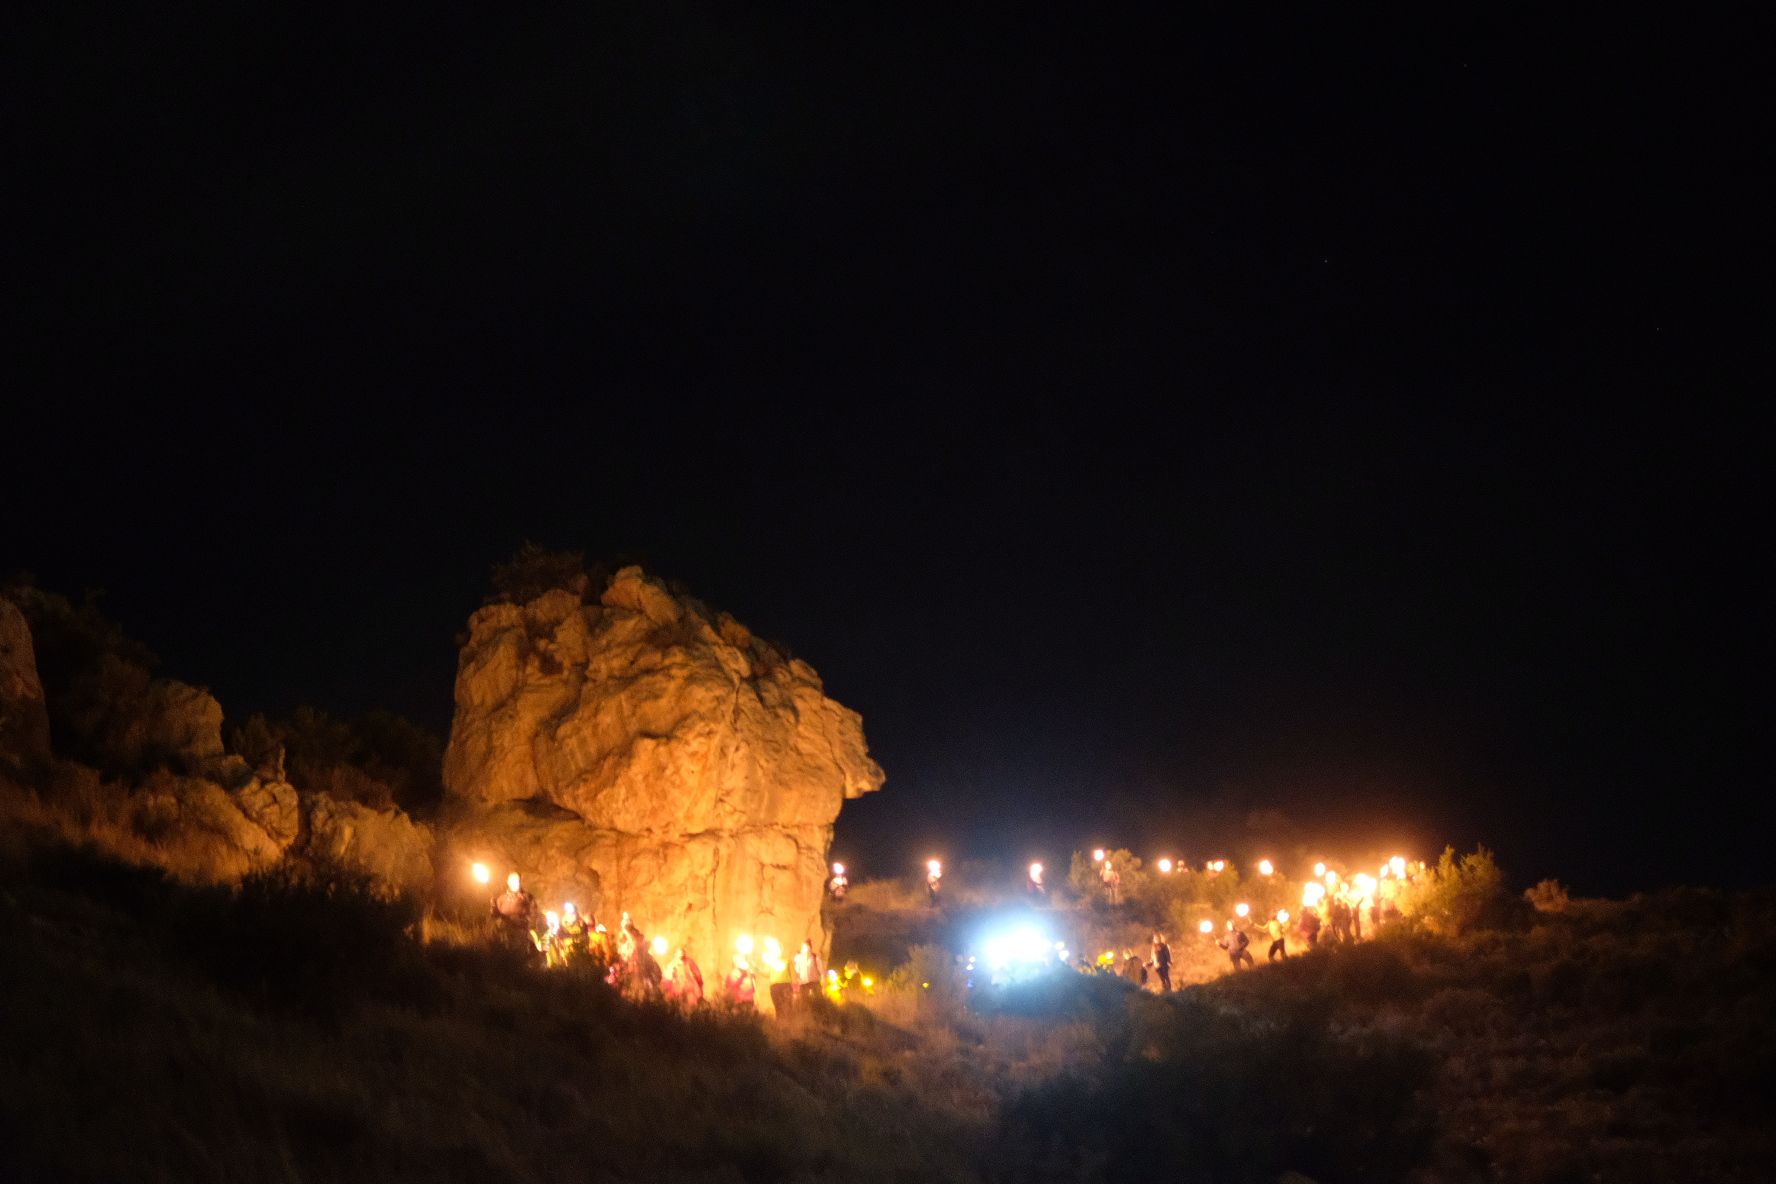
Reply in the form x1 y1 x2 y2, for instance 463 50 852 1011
444 567 883 974
0 597 52 775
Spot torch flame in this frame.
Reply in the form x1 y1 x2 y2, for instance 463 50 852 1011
470 862 491 885
1199 919 1214 934
1313 861 1327 878
1092 848 1106 863
1258 859 1275 876
650 935 668 958
832 862 845 876
735 934 755 956
1235 902 1250 917
1390 855 1407 878
1157 858 1174 874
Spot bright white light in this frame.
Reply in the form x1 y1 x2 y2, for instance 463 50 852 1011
650 936 668 957
1235 902 1251 917
1199 919 1214 934
1092 848 1105 862
927 858 942 876
1313 861 1327 878
1258 859 1275 876
735 934 755 956
832 862 845 876
1390 856 1407 878
470 862 491 885
979 923 1057 974
1157 858 1174 874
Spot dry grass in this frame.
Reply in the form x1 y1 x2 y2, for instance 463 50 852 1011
0 766 259 884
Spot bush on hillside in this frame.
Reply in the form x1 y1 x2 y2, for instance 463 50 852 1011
485 542 590 605
1525 878 1572 913
1404 845 1507 936
227 707 444 815
1069 848 1148 907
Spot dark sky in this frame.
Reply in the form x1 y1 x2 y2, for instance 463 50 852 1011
5 11 1769 894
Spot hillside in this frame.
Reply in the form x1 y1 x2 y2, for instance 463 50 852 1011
3 816 1772 1183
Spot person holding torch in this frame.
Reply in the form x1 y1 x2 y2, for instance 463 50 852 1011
489 872 538 953
1219 919 1255 970
1149 932 1172 992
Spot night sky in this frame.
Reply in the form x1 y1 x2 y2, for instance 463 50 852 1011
6 11 1768 894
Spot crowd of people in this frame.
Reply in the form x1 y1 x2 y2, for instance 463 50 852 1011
487 871 836 1012
1072 856 1430 988
483 852 1428 1009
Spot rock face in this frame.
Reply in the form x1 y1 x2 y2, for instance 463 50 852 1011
132 771 292 880
303 794 434 893
444 567 883 973
0 597 53 775
106 679 227 774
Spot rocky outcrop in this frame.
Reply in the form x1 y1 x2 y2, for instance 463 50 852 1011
0 597 52 775
0 593 435 895
302 794 434 894
444 567 883 975
233 776 301 850
131 770 291 880
104 679 226 774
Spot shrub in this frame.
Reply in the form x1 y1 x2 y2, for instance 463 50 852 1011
1068 847 1148 908
484 542 590 605
881 943 969 1025
229 707 444 815
1407 846 1506 936
1526 879 1572 914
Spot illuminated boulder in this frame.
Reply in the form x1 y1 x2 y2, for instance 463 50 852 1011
302 793 434 892
444 567 883 970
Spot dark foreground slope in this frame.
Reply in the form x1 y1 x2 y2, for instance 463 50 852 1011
0 840 983 1183
1189 891 1776 1183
